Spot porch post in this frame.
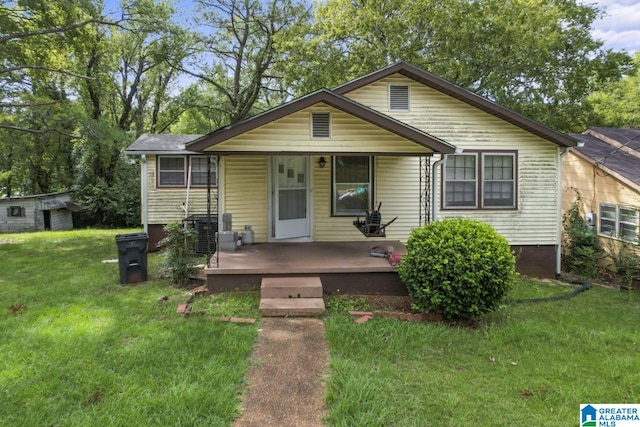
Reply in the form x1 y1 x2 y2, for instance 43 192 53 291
419 156 431 225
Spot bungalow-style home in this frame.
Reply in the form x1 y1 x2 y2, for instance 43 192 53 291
126 61 576 291
564 127 640 244
0 191 82 233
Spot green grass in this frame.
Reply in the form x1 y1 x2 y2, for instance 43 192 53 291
0 230 259 426
324 277 640 427
3 231 639 426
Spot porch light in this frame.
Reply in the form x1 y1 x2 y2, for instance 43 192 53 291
318 156 327 168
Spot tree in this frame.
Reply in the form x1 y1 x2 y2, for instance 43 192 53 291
173 0 310 125
276 0 633 132
585 53 640 128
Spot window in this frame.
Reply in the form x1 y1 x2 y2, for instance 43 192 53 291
332 156 372 216
7 206 25 217
311 112 330 138
482 154 515 207
158 156 186 186
389 84 409 111
599 203 639 242
190 157 217 187
443 152 516 209
157 156 217 188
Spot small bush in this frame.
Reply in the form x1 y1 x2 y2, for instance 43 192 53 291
397 218 516 320
158 222 198 286
562 191 603 278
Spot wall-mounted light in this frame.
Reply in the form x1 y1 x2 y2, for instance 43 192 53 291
318 156 327 168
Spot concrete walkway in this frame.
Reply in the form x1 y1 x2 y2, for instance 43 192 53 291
233 318 330 427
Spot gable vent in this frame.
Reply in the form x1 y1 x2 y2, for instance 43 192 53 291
389 85 409 110
311 112 331 138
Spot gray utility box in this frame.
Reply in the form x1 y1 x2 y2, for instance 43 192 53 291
115 233 148 284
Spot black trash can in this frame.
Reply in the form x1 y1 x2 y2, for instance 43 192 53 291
115 233 148 284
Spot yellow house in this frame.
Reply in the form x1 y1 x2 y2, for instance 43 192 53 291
564 127 640 245
126 62 576 283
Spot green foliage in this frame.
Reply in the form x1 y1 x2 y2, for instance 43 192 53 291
605 238 640 289
586 53 640 127
276 0 633 132
397 218 516 320
562 191 603 278
158 222 198 286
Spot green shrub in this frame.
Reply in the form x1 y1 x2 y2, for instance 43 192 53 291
158 222 198 286
562 192 603 278
397 218 516 320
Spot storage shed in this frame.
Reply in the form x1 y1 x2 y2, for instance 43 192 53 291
0 191 82 233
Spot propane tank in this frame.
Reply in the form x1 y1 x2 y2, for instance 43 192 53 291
241 225 254 245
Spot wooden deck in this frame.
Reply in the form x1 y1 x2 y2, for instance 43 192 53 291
204 241 407 295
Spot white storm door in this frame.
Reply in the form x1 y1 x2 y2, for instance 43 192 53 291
274 156 310 239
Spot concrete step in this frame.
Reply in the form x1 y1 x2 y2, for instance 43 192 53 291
261 277 323 299
259 298 326 317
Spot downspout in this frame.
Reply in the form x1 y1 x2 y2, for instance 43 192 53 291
141 155 148 235
557 147 571 276
184 156 192 222
431 148 462 222
431 155 447 222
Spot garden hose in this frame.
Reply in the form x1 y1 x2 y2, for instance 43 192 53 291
507 275 592 304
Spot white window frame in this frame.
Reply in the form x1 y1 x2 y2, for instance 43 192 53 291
311 112 331 139
190 156 217 187
481 153 516 209
443 153 478 209
157 156 186 187
443 152 517 210
599 203 639 242
388 84 410 111
332 156 373 216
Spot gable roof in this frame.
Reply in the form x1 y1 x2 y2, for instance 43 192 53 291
186 89 456 154
333 61 576 148
570 128 640 191
125 134 205 155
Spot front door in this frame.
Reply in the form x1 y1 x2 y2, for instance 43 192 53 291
273 156 310 239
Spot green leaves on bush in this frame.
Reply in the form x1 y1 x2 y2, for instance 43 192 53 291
158 222 198 286
397 218 516 320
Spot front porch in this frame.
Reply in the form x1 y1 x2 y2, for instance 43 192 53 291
204 241 408 295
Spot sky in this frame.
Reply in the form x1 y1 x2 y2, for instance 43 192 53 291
105 0 640 54
589 0 640 53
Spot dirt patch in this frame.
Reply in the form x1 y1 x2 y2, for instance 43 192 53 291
0 238 17 244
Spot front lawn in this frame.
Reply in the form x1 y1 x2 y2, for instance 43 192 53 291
324 278 640 426
0 230 259 426
2 230 638 426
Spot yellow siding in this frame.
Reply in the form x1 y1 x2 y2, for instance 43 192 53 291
205 104 432 155
222 156 269 242
563 152 640 212
146 155 218 224
346 74 562 245
313 156 421 242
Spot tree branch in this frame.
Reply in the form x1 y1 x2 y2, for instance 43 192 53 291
1 65 96 80
0 18 124 44
0 125 80 139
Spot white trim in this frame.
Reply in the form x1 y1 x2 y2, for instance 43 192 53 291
269 155 313 242
141 155 148 234
157 155 187 187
